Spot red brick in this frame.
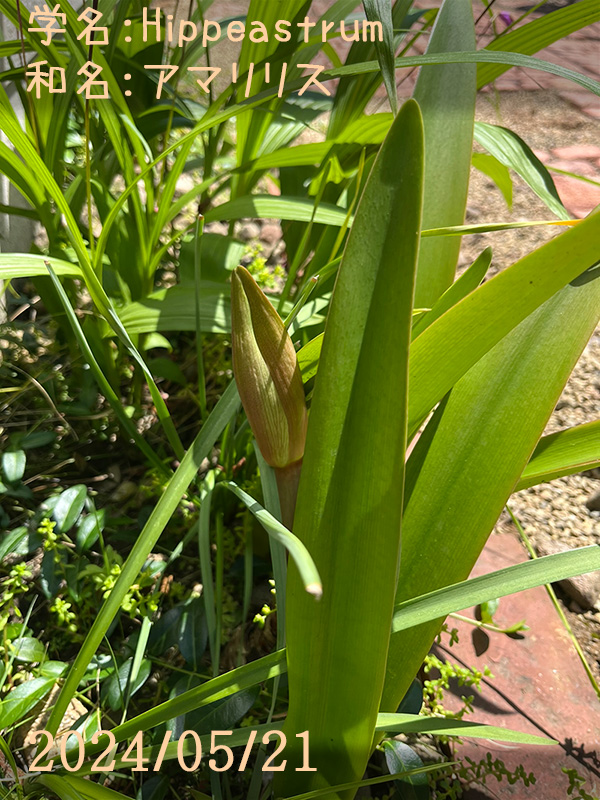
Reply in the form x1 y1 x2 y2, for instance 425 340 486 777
553 173 600 217
552 145 600 161
438 532 600 800
547 159 599 177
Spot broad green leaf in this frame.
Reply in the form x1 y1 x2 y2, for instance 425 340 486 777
472 153 513 208
52 486 87 534
477 0 600 89
224 483 321 597
177 598 208 669
102 658 151 711
2 450 26 484
0 677 55 730
376 714 555 745
383 741 429 800
408 211 600 437
8 637 46 664
392 546 600 634
0 527 29 562
244 113 392 173
118 288 327 336
517 419 600 490
278 100 424 797
44 381 241 739
20 431 57 450
243 141 331 171
203 196 350 227
412 0 476 308
32 775 87 800
297 333 324 383
0 41 22 58
382 258 600 713
474 122 567 219
185 687 258 736
118 285 231 336
76 511 105 553
49 775 128 800
0 141 46 210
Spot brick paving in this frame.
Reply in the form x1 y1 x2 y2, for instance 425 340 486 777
540 143 600 218
441 533 600 800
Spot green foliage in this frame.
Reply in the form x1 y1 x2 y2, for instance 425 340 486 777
434 754 536 800
563 767 599 800
1 1 599 798
422 655 493 721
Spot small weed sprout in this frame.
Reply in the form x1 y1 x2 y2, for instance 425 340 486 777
563 767 599 800
423 653 493 720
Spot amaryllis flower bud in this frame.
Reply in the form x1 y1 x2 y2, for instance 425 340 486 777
231 266 308 471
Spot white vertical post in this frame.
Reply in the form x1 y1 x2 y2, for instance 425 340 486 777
0 6 35 321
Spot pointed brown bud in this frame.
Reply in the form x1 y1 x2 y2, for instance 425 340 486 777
230 267 308 470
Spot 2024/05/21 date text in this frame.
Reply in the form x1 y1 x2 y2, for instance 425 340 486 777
29 729 315 773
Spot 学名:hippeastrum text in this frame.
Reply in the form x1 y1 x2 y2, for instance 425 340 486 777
141 9 384 49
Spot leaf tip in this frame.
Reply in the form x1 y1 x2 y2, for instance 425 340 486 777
306 582 323 600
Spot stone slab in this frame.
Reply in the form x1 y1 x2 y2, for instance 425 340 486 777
435 532 600 800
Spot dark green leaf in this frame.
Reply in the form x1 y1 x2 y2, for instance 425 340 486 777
383 740 430 800
2 451 26 484
52 486 87 534
0 677 55 730
177 598 208 668
76 510 105 554
103 658 152 711
9 637 46 664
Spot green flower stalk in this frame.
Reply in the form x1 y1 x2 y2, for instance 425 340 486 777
230 266 308 527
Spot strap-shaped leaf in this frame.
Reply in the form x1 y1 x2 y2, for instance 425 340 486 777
364 0 398 116
517 419 600 490
477 0 600 89
408 211 600 437
376 714 556 745
278 99 423 796
382 262 600 713
392 546 600 633
412 0 476 308
474 122 567 219
224 482 321 597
